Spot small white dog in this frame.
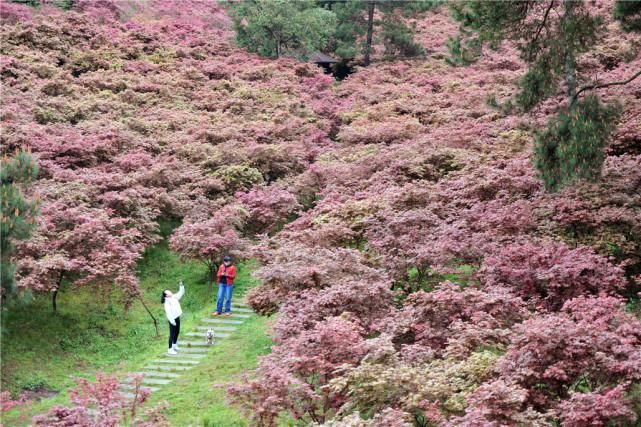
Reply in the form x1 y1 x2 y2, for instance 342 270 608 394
205 329 215 345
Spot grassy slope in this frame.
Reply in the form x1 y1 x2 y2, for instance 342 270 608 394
1 224 269 425
154 314 273 427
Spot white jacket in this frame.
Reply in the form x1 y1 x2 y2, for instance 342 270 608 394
164 284 184 325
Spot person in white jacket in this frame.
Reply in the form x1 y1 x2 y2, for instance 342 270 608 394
161 281 185 355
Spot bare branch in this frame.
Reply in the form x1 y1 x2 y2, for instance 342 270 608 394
528 1 555 61
572 69 641 104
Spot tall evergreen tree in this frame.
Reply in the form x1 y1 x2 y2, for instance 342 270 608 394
614 0 641 32
450 0 641 190
1 151 39 302
328 0 435 66
225 0 336 59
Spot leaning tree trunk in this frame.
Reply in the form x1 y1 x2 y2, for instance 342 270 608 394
139 296 159 337
52 271 64 313
364 1 375 66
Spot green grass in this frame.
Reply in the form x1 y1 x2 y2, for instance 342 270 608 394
1 228 267 426
152 314 274 427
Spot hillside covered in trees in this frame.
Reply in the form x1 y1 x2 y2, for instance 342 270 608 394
1 0 641 426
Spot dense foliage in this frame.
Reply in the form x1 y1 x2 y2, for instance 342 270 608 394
226 0 336 60
227 0 435 65
2 0 640 425
450 0 641 190
32 373 167 426
1 0 332 310
1 150 39 302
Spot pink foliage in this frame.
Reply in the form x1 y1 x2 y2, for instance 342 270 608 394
273 281 392 342
236 186 300 234
479 242 627 310
3 1 641 425
0 391 29 413
382 283 529 360
169 204 249 282
228 365 318 427
247 241 383 316
451 380 549 426
32 373 153 427
17 201 146 304
558 385 638 427
230 317 367 425
498 296 641 411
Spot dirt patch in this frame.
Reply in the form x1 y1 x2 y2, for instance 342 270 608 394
21 388 58 401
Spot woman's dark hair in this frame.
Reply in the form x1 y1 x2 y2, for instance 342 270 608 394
161 290 168 304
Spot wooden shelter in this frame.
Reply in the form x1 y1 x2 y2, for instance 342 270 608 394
310 52 339 74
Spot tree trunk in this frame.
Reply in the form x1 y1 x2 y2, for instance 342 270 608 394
563 0 577 103
207 261 216 287
139 297 159 337
364 1 375 66
52 271 64 313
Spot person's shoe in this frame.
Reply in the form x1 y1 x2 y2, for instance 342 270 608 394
168 348 178 355
173 344 180 351
211 312 221 316
224 312 232 317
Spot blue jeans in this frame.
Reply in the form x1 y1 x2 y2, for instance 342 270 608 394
216 283 234 313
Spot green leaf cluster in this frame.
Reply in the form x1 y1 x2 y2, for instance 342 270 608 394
614 0 641 31
1 151 39 301
534 95 621 191
227 0 440 63
449 1 639 191
225 0 337 60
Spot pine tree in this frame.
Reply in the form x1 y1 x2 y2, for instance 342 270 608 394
225 0 336 59
328 0 435 66
614 0 641 32
450 0 641 191
1 151 39 302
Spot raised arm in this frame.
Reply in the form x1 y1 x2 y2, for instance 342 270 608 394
175 282 185 300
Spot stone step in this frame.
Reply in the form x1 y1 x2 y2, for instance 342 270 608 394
214 313 251 318
194 325 238 332
145 364 193 372
229 307 253 313
120 384 160 392
141 378 172 386
172 346 208 354
207 313 251 319
200 318 243 325
231 301 249 307
153 358 200 365
131 371 182 379
124 375 175 385
184 332 227 339
179 340 218 347
193 327 232 334
164 351 206 359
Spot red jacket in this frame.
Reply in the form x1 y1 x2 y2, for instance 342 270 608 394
217 264 237 285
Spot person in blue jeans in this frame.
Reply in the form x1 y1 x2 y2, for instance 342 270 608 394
212 255 237 317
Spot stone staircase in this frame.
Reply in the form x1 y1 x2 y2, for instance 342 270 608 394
119 302 254 399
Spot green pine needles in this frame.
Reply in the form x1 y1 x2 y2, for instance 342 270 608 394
449 0 639 192
534 95 621 191
1 151 39 301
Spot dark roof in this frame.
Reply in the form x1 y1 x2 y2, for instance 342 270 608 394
310 52 339 64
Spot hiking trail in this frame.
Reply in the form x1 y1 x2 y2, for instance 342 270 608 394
118 301 255 399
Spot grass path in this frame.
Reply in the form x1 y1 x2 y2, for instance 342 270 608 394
150 313 272 426
1 225 271 426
